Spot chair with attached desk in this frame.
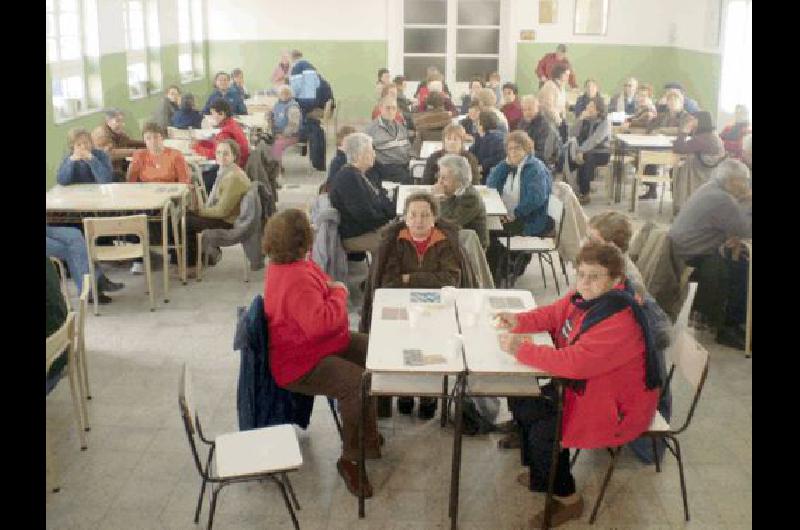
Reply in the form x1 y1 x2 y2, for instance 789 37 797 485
83 214 155 315
497 193 567 293
178 364 303 530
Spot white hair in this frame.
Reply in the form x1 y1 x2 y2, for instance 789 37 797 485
343 132 373 164
714 158 751 185
428 80 443 93
437 154 472 189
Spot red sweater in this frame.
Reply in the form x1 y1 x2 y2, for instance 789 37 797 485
264 259 350 387
535 53 578 88
502 100 523 130
194 117 250 168
513 286 659 449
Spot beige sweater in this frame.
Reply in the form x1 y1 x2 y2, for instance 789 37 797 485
200 165 251 224
537 80 566 126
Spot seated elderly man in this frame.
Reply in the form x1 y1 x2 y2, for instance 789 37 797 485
328 133 395 258
610 77 638 115
518 95 560 168
365 96 413 184
371 191 463 418
669 159 752 349
432 154 488 248
91 109 146 182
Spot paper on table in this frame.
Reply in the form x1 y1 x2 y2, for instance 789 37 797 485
403 349 447 366
382 306 409 320
488 296 525 310
410 292 441 304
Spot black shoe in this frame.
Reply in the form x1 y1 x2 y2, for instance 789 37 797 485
87 292 112 305
639 186 658 200
97 276 125 292
377 396 392 418
397 397 414 415
716 325 745 350
418 397 437 420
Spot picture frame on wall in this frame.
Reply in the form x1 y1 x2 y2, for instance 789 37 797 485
539 0 558 24
574 0 609 36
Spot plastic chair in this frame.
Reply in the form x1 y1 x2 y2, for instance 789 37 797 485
46 313 87 493
630 150 682 215
196 232 251 283
49 257 71 311
83 215 155 315
75 275 92 403
498 194 567 294
178 364 303 530
571 328 710 524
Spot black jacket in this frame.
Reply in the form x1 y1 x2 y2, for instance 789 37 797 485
328 164 395 239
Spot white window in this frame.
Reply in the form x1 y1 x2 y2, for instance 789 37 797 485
402 0 502 84
718 0 752 125
47 0 103 122
124 0 162 99
178 0 205 83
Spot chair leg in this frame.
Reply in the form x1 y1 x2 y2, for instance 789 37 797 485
327 397 344 442
589 446 622 524
144 250 155 312
652 437 661 472
89 264 99 317
548 253 561 295
207 485 221 530
672 436 690 521
440 376 449 428
277 475 301 530
194 475 209 523
196 233 203 282
67 352 88 450
559 254 569 285
537 253 547 289
570 448 581 468
242 246 249 283
282 472 301 510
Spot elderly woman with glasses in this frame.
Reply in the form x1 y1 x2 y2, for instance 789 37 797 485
431 154 488 248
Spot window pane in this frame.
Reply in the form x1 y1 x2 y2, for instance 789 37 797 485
457 0 500 25
46 13 55 37
403 56 446 82
83 0 100 57
456 57 498 82
60 36 81 60
191 0 203 42
47 38 59 62
456 28 499 54
147 0 160 47
60 13 80 36
179 53 193 73
177 0 190 42
60 0 78 11
64 76 84 99
404 28 446 54
404 0 446 24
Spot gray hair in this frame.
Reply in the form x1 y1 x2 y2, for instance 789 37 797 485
625 77 638 88
343 132 373 164
714 158 751 185
437 154 472 189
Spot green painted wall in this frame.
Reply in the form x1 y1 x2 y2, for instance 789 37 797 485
515 43 721 115
207 40 387 127
46 44 209 189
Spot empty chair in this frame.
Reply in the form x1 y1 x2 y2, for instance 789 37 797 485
630 150 683 215
178 364 303 530
83 214 155 315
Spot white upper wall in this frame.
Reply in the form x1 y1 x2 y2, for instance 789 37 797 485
669 0 724 54
205 0 388 40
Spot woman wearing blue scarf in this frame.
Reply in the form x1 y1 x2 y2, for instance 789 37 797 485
496 241 661 527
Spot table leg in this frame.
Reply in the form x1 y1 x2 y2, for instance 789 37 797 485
448 373 465 528
169 201 182 286
162 203 170 303
745 248 752 358
612 142 623 203
358 372 371 519
440 376 449 428
542 379 565 530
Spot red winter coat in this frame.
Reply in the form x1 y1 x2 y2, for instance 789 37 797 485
194 117 250 167
513 285 659 448
502 99 523 130
264 259 350 387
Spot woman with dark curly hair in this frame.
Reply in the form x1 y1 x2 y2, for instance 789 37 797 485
262 209 381 499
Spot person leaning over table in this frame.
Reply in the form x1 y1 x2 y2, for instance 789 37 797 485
170 93 204 130
421 123 481 186
184 139 250 278
201 71 247 116
262 208 381 499
193 98 250 192
327 132 395 259
57 128 114 185
518 95 560 169
495 241 661 528
485 131 553 286
91 108 145 182
412 91 453 155
151 85 181 130
374 192 463 419
469 110 507 183
431 154 488 248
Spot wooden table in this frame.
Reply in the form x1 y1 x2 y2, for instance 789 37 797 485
46 183 192 301
394 184 507 217
610 133 676 203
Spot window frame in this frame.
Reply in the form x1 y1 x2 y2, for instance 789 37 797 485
178 0 205 83
123 0 163 100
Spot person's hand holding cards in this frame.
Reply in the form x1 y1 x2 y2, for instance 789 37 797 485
493 312 519 330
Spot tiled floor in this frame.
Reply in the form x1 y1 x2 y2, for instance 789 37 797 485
46 148 752 529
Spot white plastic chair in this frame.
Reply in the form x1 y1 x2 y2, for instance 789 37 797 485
75 274 92 404
49 257 71 311
178 364 303 529
630 150 683 215
83 214 155 315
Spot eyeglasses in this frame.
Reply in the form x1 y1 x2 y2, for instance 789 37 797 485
576 271 609 282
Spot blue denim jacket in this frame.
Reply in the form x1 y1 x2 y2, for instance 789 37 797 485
234 295 314 431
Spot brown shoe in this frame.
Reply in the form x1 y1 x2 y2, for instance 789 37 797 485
529 496 584 528
498 431 521 449
337 458 373 498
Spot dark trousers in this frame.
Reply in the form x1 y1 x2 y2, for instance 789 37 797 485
374 161 411 185
202 166 219 195
511 385 576 497
185 212 232 265
284 333 379 461
577 152 610 195
486 217 554 285
686 248 748 328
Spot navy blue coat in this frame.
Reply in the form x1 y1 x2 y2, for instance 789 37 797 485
469 129 507 181
328 164 394 239
171 109 204 129
234 296 313 431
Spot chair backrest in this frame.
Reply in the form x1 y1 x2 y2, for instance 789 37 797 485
46 312 75 374
673 281 698 331
49 257 71 312
83 215 149 248
665 328 710 434
547 193 566 245
638 150 680 174
76 275 90 352
178 363 210 479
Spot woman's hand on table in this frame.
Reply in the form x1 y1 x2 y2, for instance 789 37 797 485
493 311 519 330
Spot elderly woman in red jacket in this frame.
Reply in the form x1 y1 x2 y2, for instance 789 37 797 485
495 241 661 527
263 209 381 499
